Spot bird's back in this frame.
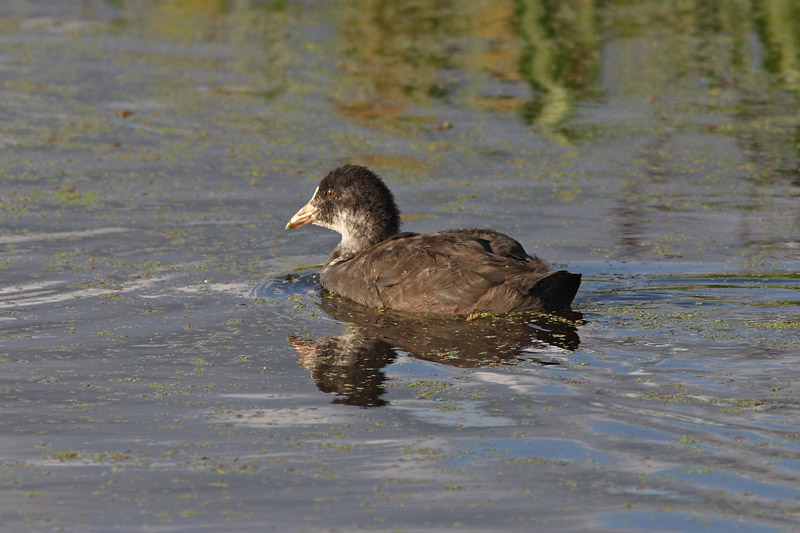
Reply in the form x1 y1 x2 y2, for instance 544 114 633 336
321 229 580 316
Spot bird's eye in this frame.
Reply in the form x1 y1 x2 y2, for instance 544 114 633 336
326 190 334 197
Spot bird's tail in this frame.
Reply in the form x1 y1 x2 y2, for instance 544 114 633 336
531 270 581 311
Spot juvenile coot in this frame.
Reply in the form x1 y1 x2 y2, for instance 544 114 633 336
286 165 581 316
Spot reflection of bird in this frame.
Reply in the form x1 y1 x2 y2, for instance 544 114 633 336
286 293 582 407
286 165 581 316
319 291 581 363
289 333 394 407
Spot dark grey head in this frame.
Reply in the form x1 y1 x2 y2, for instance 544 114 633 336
286 165 401 258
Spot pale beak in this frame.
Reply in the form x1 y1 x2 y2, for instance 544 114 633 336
286 198 319 229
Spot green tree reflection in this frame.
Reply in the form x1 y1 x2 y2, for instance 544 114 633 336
516 0 599 130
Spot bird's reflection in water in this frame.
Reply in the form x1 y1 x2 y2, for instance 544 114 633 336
290 333 395 407
290 291 582 407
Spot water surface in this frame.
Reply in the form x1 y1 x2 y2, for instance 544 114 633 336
0 1 798 531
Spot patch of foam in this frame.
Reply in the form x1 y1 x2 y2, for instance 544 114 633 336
211 403 357 427
0 227 128 244
0 274 173 309
392 400 516 428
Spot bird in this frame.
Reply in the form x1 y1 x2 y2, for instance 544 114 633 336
285 165 581 317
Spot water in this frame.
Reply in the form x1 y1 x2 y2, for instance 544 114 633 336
0 1 798 530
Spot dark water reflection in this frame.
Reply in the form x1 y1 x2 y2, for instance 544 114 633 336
290 290 581 406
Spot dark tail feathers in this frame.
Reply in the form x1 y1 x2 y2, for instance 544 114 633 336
532 270 581 311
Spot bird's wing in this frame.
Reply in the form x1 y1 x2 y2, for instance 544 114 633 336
323 232 540 315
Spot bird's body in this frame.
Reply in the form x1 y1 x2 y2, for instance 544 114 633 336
286 165 580 316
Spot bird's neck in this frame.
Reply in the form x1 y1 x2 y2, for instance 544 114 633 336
325 213 398 265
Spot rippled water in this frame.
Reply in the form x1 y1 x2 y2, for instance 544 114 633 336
1 1 799 531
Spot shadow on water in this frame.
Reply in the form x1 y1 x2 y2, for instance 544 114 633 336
256 272 582 407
